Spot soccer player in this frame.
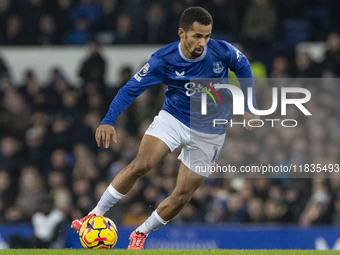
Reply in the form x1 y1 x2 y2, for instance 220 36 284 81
72 6 258 249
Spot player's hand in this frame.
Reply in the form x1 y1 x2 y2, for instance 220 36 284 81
95 124 117 148
244 112 261 131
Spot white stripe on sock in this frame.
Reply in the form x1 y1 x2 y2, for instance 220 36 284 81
154 210 169 225
108 184 125 199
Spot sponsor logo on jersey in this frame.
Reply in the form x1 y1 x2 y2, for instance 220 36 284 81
185 82 222 106
212 61 224 74
175 70 185 78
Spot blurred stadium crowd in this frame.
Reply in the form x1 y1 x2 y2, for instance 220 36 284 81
0 0 339 46
0 0 340 235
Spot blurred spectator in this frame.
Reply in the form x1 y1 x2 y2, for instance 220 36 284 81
270 57 290 78
144 3 166 44
4 15 24 45
122 202 149 226
178 203 197 223
48 149 73 182
39 14 58 45
319 33 340 76
72 143 95 180
244 49 267 79
44 67 70 112
329 0 340 32
61 89 81 123
204 0 238 41
0 170 15 221
276 0 308 19
9 196 66 248
15 164 46 220
114 14 135 44
224 192 247 223
70 0 100 28
252 179 270 200
0 136 24 179
72 110 100 150
295 52 320 77
24 122 47 169
114 66 133 91
45 114 74 151
299 180 332 226
228 49 267 81
246 198 265 223
264 199 288 223
22 0 45 45
47 169 72 211
0 56 10 81
95 0 118 44
4 206 25 223
107 158 127 182
332 191 340 226
79 40 106 91
96 149 114 173
241 0 278 50
284 183 308 223
64 17 90 45
85 86 106 112
54 0 72 44
18 70 42 108
163 1 185 43
119 0 146 43
307 0 333 41
140 185 160 214
0 0 10 44
72 178 93 215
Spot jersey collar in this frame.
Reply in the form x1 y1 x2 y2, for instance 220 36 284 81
178 43 207 62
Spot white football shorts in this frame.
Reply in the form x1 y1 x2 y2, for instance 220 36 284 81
144 110 226 177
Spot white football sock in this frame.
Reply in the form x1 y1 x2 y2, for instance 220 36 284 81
89 206 105 216
136 210 169 235
90 184 125 216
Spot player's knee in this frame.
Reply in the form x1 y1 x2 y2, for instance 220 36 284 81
129 157 153 177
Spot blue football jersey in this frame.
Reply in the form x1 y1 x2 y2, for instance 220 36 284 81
101 39 257 134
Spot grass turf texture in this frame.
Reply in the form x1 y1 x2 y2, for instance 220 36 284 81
0 250 338 255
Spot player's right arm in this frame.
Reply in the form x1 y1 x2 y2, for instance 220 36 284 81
96 54 164 148
224 42 260 130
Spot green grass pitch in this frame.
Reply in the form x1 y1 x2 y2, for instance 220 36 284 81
0 250 339 255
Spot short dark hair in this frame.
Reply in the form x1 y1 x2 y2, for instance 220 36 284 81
179 6 213 31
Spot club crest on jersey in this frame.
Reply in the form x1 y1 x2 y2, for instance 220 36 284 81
134 63 150 82
175 70 185 78
213 61 224 74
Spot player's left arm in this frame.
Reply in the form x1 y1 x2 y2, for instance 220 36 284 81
226 43 260 130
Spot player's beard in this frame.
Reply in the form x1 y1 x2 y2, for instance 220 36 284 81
184 35 204 59
190 47 204 58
